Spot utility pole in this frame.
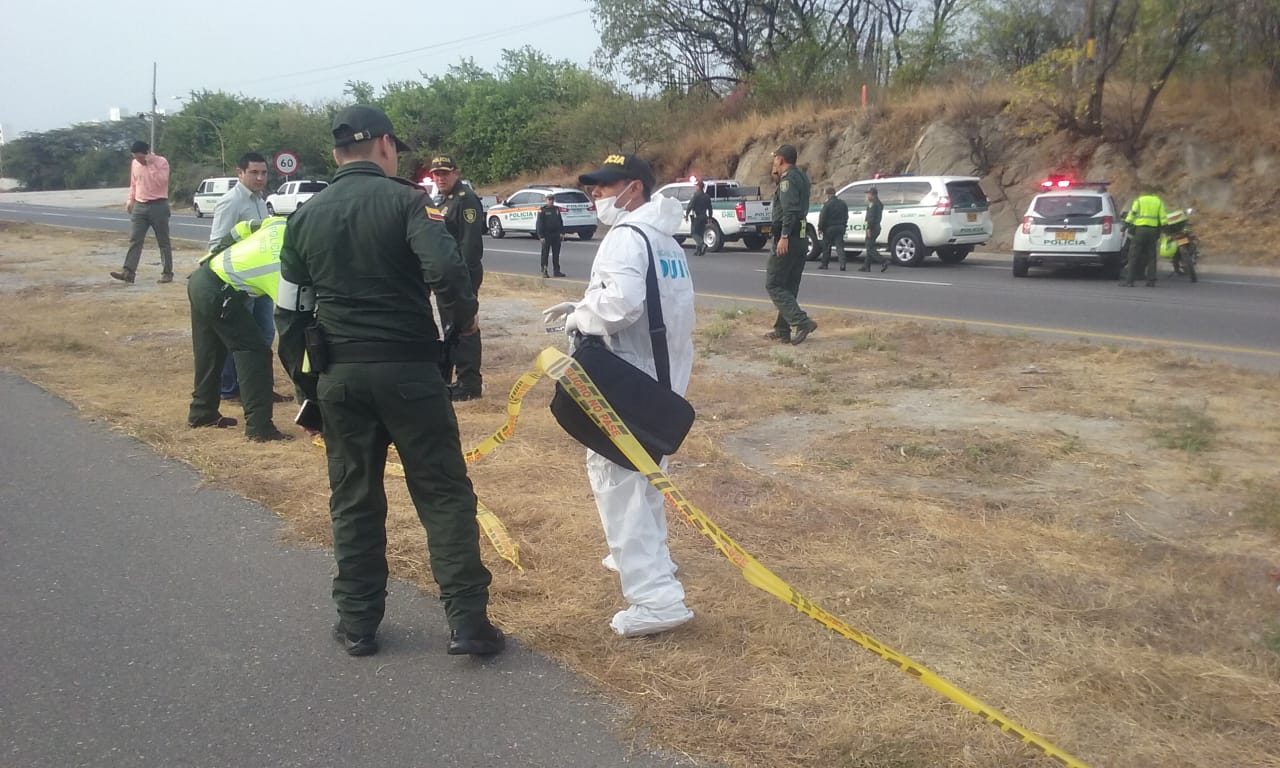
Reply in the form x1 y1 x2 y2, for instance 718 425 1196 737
150 62 157 149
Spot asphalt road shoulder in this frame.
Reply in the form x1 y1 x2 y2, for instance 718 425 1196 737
0 372 696 768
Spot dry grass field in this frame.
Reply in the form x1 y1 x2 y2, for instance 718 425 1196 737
2 222 1278 768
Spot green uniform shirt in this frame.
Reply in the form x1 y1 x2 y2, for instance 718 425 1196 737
438 183 486 270
276 161 477 385
771 165 811 235
818 196 848 231
866 198 884 230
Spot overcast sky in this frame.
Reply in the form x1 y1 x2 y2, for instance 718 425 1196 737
0 1 600 139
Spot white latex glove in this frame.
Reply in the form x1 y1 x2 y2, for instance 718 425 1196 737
564 312 581 335
542 301 576 325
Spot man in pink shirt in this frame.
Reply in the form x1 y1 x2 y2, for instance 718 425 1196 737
111 140 174 284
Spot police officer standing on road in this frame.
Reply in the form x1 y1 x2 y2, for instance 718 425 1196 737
687 179 713 256
817 186 848 271
275 105 503 659
764 144 817 345
430 154 487 401
860 186 889 272
1122 184 1168 288
535 193 565 278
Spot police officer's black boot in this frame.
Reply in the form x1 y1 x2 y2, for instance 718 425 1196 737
333 622 378 657
448 618 505 656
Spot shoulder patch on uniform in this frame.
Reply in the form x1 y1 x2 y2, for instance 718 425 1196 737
463 208 477 224
425 206 445 221
780 180 790 191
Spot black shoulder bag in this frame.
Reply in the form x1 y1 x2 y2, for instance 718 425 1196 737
550 225 696 471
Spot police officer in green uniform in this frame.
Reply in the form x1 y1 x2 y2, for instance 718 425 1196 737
429 154 487 401
187 216 293 441
535 193 565 277
765 144 817 345
860 186 889 271
275 105 503 658
1122 185 1169 287
816 185 848 271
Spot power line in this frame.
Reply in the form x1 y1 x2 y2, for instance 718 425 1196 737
210 9 590 92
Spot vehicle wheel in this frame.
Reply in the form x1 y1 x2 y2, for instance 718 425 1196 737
742 234 768 251
1013 253 1029 277
806 228 823 261
193 204 203 218
890 228 925 266
1183 245 1198 283
1101 252 1124 280
936 246 969 264
703 221 724 253
266 203 275 216
579 227 596 241
488 217 505 239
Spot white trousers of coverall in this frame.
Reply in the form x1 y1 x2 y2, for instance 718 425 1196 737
586 449 692 636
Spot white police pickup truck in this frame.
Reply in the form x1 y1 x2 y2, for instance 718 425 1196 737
655 179 773 252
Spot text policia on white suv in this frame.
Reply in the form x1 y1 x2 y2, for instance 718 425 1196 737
1011 178 1127 279
485 185 597 241
805 176 992 266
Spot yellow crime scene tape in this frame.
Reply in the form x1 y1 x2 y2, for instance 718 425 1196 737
316 348 1091 767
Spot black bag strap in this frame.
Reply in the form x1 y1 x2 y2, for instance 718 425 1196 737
616 224 671 389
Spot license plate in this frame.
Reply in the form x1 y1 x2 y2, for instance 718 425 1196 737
1054 231 1076 242
966 213 977 222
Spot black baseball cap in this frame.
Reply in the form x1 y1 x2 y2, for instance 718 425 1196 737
578 153 656 190
429 154 458 172
332 105 411 153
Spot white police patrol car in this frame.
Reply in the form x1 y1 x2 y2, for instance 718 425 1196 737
1012 178 1127 279
485 185 597 240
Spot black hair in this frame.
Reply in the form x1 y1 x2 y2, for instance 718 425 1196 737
237 152 267 170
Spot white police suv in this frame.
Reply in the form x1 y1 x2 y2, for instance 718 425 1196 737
485 185 597 240
1012 178 1127 279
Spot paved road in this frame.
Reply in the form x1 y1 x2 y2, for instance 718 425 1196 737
3 201 1279 370
0 373 695 768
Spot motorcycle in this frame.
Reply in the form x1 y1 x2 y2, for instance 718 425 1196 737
1159 207 1199 283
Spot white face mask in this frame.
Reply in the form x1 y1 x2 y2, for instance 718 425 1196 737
595 181 637 226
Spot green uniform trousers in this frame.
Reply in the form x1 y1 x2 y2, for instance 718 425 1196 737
317 359 491 635
766 232 812 337
451 263 484 394
863 225 886 266
821 226 846 268
187 265 275 437
1126 226 1159 284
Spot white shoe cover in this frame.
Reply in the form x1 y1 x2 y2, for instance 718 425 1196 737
610 604 694 637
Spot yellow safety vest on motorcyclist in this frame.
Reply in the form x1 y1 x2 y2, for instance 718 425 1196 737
206 216 287 302
1126 195 1168 229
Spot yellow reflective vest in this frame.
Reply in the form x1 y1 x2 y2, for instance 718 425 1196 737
1126 194 1168 229
206 216 287 301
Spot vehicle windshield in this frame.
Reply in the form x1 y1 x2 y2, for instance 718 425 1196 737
553 191 590 204
1032 195 1103 219
298 181 328 193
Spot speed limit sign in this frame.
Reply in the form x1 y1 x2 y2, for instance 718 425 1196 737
274 151 299 176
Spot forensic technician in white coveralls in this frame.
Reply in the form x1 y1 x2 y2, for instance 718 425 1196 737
542 153 696 637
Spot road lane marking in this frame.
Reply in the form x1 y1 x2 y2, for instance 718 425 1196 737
754 268 952 287
687 289 1280 360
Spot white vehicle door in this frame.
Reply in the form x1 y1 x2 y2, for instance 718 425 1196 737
839 183 871 246
502 192 540 232
658 185 694 236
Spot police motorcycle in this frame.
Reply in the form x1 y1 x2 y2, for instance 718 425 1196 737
1160 207 1198 283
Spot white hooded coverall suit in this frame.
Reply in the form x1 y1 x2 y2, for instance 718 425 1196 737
568 194 696 636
